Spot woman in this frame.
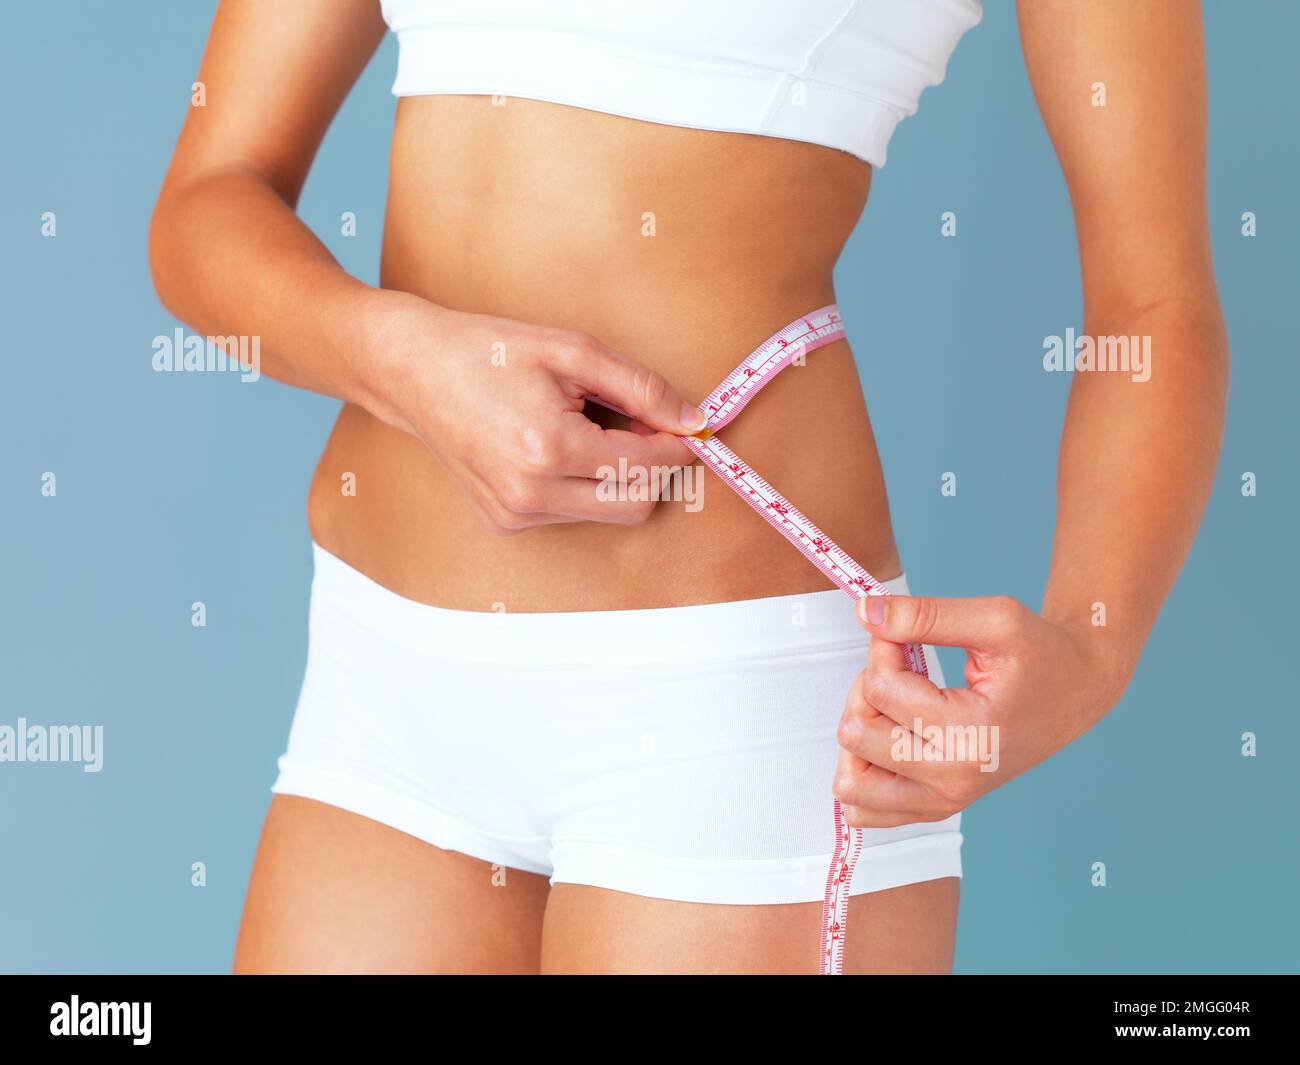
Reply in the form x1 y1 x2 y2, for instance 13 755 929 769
150 0 1227 974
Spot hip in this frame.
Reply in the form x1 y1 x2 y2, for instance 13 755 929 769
272 541 961 903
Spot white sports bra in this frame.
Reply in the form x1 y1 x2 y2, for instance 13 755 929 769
378 0 982 167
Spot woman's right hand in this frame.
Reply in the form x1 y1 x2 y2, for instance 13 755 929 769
360 292 709 535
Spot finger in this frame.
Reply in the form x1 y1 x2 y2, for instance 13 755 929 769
862 637 950 731
527 476 661 526
567 342 708 436
454 465 586 534
558 415 693 477
858 593 1029 651
474 499 585 535
472 449 657 528
494 511 584 532
836 701 950 788
841 799 951 830
832 760 954 828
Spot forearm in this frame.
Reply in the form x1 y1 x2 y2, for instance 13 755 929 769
148 166 419 427
1041 296 1229 700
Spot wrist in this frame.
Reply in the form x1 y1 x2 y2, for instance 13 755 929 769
348 287 447 433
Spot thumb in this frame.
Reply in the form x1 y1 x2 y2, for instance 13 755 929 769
857 594 1026 651
571 343 709 436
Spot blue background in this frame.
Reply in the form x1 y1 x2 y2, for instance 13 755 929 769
1 2 1295 974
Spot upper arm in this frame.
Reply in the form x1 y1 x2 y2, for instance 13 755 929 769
161 0 387 204
1017 0 1215 318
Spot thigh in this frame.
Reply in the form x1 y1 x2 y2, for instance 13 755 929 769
234 795 551 974
540 877 959 975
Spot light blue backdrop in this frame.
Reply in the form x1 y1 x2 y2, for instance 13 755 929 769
2 2 1295 974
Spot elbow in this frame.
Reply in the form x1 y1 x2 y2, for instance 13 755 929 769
1205 300 1231 399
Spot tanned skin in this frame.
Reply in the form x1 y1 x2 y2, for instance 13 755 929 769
150 0 1226 973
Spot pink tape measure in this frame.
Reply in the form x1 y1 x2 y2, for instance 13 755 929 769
677 305 930 975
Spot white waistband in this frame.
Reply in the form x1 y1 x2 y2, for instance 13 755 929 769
308 543 908 667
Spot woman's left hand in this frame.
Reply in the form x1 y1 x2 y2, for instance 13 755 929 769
832 595 1127 828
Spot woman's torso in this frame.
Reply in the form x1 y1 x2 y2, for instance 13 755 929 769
307 95 900 611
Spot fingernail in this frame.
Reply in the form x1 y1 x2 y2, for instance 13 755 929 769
681 405 709 432
859 595 887 626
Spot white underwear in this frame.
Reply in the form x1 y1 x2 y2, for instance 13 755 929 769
271 543 963 905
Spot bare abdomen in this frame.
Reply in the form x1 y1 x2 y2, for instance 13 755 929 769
307 96 901 611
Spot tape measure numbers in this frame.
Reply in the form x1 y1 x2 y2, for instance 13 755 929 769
678 306 929 976
585 305 928 974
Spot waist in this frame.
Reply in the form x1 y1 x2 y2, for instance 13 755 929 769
307 99 898 611
306 540 908 665
308 325 900 611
